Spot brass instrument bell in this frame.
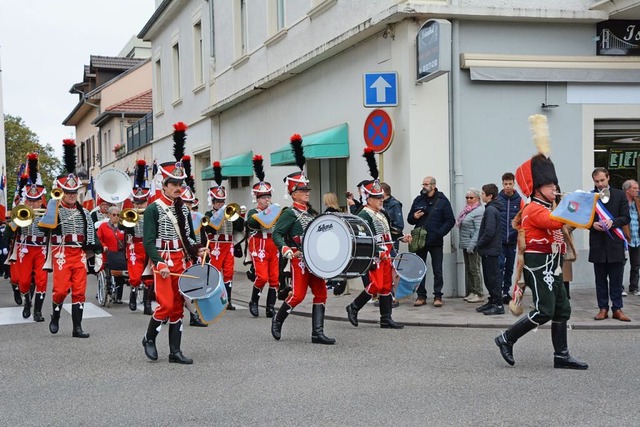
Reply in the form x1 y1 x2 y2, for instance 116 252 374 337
224 203 241 222
119 208 143 228
51 188 64 200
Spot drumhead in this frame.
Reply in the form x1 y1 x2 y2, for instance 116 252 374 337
393 252 427 283
178 264 222 300
303 214 371 279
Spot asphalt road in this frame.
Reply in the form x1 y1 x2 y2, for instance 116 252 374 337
1 280 638 426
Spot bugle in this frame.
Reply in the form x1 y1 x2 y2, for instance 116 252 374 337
51 188 63 200
224 203 241 222
10 205 47 227
120 208 144 228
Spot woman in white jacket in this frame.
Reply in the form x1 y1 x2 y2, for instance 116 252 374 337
457 188 485 303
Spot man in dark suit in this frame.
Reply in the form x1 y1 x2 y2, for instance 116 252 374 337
590 167 631 321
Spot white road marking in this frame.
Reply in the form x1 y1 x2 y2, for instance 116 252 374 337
0 302 111 326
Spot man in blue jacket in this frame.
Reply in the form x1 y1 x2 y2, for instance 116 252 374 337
497 172 522 304
407 176 455 307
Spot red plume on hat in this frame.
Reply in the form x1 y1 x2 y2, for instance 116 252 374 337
290 133 305 171
253 155 265 182
361 148 383 198
62 138 76 174
363 147 379 180
283 134 309 197
27 152 38 184
213 161 223 186
252 154 272 200
172 122 187 162
135 159 146 188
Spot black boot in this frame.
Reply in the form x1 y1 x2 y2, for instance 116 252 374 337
346 291 372 327
249 286 261 317
129 288 137 311
168 320 193 364
29 282 35 299
22 292 32 319
142 317 162 361
33 292 45 322
71 304 90 338
271 302 291 341
551 321 588 370
114 281 124 304
143 287 153 315
189 311 208 327
494 316 538 366
49 302 63 334
225 282 235 310
311 304 335 345
12 284 22 305
265 288 277 318
379 294 404 329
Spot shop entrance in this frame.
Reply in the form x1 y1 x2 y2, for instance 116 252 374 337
594 120 640 188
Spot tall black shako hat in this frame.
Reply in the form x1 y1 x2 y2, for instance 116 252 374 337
515 114 558 198
24 152 46 201
54 139 82 193
251 154 272 201
158 122 188 185
360 147 383 199
284 133 309 198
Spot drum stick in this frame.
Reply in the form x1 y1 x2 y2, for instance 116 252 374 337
165 272 199 279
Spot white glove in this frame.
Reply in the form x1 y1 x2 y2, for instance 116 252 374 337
1 248 7 255
283 247 294 260
466 248 473 254
94 253 103 272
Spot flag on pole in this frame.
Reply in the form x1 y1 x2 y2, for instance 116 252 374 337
83 175 95 211
0 171 6 221
549 190 598 229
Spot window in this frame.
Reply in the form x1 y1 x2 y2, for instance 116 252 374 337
594 120 640 189
172 42 182 101
267 0 286 35
154 58 163 113
209 1 216 58
229 176 251 189
241 0 248 55
193 20 204 87
277 0 285 30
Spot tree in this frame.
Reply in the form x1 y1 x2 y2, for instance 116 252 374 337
4 114 61 204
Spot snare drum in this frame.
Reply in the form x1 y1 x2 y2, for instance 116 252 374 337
393 253 427 299
178 264 227 325
302 213 375 279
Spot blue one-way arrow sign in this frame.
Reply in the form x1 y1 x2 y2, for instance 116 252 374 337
363 72 398 107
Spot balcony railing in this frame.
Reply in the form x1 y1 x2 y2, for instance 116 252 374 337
127 112 153 151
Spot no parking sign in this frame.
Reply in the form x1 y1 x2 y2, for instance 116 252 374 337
363 109 394 153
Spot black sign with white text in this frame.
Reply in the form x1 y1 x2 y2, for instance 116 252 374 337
597 20 640 56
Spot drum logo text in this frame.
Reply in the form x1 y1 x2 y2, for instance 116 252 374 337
317 223 334 232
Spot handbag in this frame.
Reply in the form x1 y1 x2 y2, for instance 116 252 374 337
409 228 427 253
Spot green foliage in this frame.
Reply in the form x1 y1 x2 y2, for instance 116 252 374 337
4 114 62 202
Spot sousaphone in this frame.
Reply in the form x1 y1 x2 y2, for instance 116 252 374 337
94 168 132 204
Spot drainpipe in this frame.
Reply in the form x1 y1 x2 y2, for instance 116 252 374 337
120 112 125 156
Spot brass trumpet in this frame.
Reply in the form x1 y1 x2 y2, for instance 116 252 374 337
225 203 241 222
201 216 210 227
51 188 64 200
10 205 47 227
120 208 144 228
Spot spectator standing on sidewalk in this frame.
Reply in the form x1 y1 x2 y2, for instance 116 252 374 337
497 172 522 304
622 179 640 296
475 184 504 315
407 176 455 308
381 182 404 253
457 188 485 303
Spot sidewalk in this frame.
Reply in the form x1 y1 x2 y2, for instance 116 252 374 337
230 275 640 330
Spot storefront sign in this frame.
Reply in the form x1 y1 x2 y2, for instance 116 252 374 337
416 19 451 83
609 149 640 169
597 20 640 56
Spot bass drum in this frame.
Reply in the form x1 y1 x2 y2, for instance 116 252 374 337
178 264 227 325
302 213 375 279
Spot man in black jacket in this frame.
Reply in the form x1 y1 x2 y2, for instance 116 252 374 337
407 176 455 307
475 184 505 315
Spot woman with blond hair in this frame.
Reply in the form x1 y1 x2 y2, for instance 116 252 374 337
323 192 341 213
457 188 485 303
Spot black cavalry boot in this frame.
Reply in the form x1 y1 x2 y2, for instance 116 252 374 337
271 302 291 341
129 287 137 311
224 282 236 310
311 304 336 345
49 302 63 334
494 316 538 366
551 321 588 370
22 292 32 319
168 320 193 364
265 288 277 318
142 317 162 361
249 286 261 317
346 291 372 327
379 294 404 329
12 284 22 305
71 304 90 338
143 287 153 315
32 292 45 322
189 311 208 327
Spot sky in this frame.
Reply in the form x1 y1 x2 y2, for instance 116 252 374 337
0 0 157 158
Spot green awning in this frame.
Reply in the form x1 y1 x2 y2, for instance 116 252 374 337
270 123 349 166
201 150 254 180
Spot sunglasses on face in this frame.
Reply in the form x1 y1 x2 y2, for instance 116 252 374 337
465 196 474 199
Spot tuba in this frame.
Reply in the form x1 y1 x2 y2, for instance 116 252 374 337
94 168 132 204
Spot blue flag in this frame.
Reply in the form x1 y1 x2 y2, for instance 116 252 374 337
550 191 598 229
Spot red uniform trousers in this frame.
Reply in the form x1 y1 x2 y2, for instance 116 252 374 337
208 241 234 282
16 245 48 294
365 256 393 296
51 246 88 305
153 250 191 323
249 235 279 290
127 241 152 288
285 257 327 308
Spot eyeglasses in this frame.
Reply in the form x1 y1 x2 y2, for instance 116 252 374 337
465 196 475 199
110 214 119 217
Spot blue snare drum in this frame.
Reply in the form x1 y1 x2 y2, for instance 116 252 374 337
178 264 227 325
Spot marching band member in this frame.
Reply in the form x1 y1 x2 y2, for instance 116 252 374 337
90 196 113 226
204 162 237 310
141 123 206 365
246 155 280 318
5 169 29 306
124 160 153 314
7 153 49 321
271 134 334 344
346 148 411 329
39 139 102 338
